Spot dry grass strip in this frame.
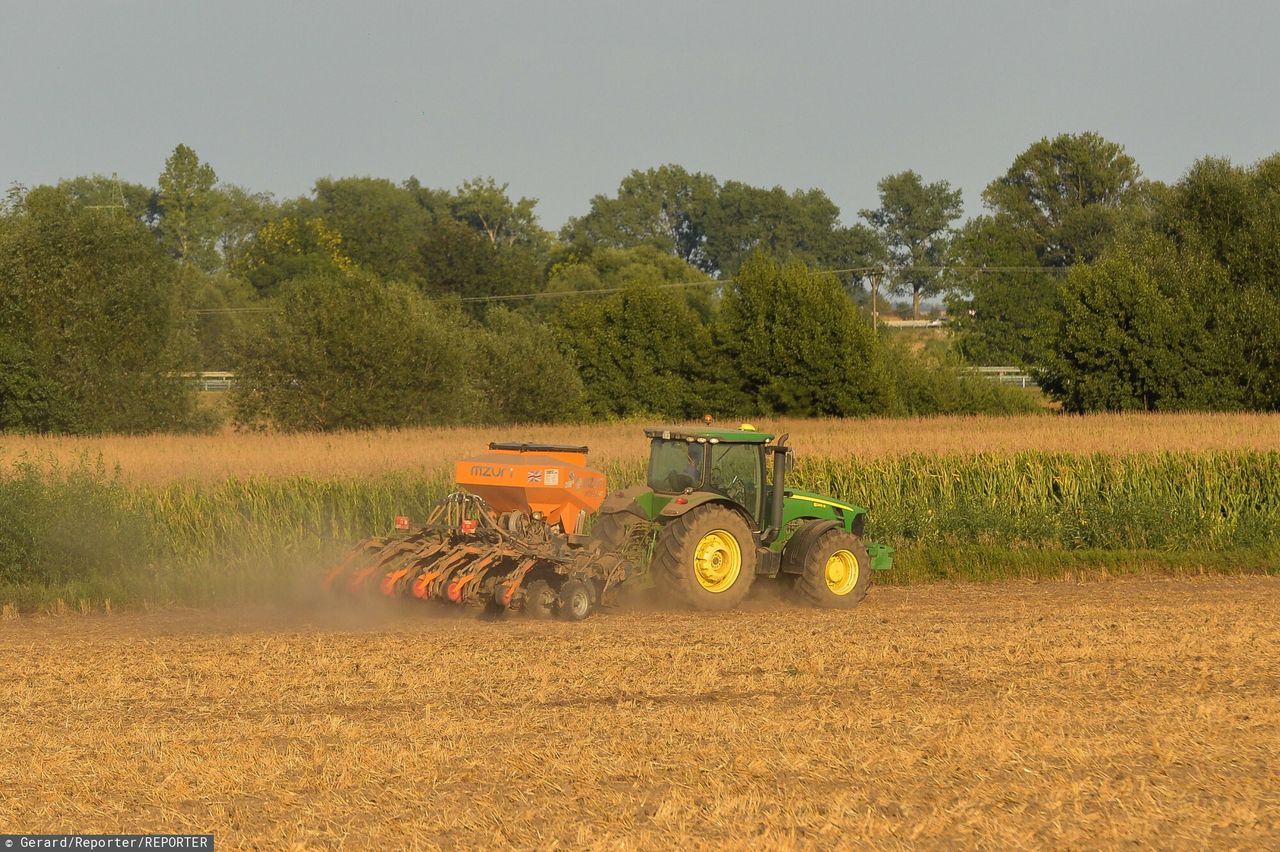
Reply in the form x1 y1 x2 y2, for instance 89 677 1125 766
2 411 1279 484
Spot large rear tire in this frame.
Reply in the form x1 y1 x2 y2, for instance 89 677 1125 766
586 512 631 553
651 505 756 611
794 529 872 609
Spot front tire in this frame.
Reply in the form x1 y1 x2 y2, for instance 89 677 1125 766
794 529 872 609
557 579 593 621
651 505 756 610
523 579 556 619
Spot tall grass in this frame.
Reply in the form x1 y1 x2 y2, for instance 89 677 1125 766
2 451 1277 610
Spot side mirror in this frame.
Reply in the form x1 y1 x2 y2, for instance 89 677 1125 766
785 452 795 474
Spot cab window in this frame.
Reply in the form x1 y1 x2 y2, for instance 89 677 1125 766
648 439 705 492
708 443 762 519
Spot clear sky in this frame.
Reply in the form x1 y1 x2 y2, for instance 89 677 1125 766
3 0 1277 229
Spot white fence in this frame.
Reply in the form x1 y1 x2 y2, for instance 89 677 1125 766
189 372 235 391
969 366 1039 389
186 368 1035 393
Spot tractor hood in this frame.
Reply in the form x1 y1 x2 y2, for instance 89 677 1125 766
784 489 860 515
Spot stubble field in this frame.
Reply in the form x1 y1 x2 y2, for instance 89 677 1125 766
3 575 1277 848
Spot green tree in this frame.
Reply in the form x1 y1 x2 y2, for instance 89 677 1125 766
713 254 895 416
232 272 475 430
191 272 259 371
982 132 1140 268
704 182 873 275
214 185 275 270
554 282 715 419
881 338 1041 416
235 215 355 297
546 244 713 319
861 171 963 319
0 187 197 433
415 220 543 306
564 165 878 278
472 309 586 423
562 165 718 271
155 144 221 269
55 175 156 225
944 219 1055 365
1039 235 1237 413
950 132 1143 365
450 178 547 249
1160 153 1280 409
302 177 431 281
1225 284 1280 410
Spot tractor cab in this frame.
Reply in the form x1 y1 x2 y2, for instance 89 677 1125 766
644 426 774 525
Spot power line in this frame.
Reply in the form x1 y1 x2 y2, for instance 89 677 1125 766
192 264 1070 314
456 264 1069 304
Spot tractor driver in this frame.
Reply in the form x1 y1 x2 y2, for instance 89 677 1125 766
670 443 703 491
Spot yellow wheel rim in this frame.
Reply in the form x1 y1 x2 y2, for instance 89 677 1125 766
694 530 742 592
825 549 859 595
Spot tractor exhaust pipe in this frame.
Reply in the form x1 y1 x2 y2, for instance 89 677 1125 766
763 433 789 545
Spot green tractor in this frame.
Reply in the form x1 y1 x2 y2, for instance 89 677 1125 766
591 425 893 610
324 424 891 618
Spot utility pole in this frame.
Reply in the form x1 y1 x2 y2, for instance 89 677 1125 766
85 172 127 214
870 270 883 333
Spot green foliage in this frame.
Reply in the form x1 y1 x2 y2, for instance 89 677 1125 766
714 254 895 416
1040 236 1237 413
55 174 157 225
554 282 714 419
702 181 879 275
232 272 475 430
801 451 1280 550
562 165 877 276
301 177 430 281
0 337 79 432
235 215 355 296
1177 156 1280 411
0 187 198 433
1034 153 1280 414
982 132 1141 268
191 272 260 370
1226 285 1280 410
155 144 222 269
563 165 717 269
471 308 586 423
13 140 1280 433
0 457 154 595
214 185 276 271
450 178 548 250
415 219 543 304
861 171 963 318
546 244 713 318
882 341 1042 416
950 132 1143 366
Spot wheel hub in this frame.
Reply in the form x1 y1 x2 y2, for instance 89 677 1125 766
825 549 859 595
694 530 742 592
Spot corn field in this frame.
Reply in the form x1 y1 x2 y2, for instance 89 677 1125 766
2 450 1277 610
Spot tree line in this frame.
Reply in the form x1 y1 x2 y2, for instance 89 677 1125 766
1 132 1277 432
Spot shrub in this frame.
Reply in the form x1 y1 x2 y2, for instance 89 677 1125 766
232 272 477 430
